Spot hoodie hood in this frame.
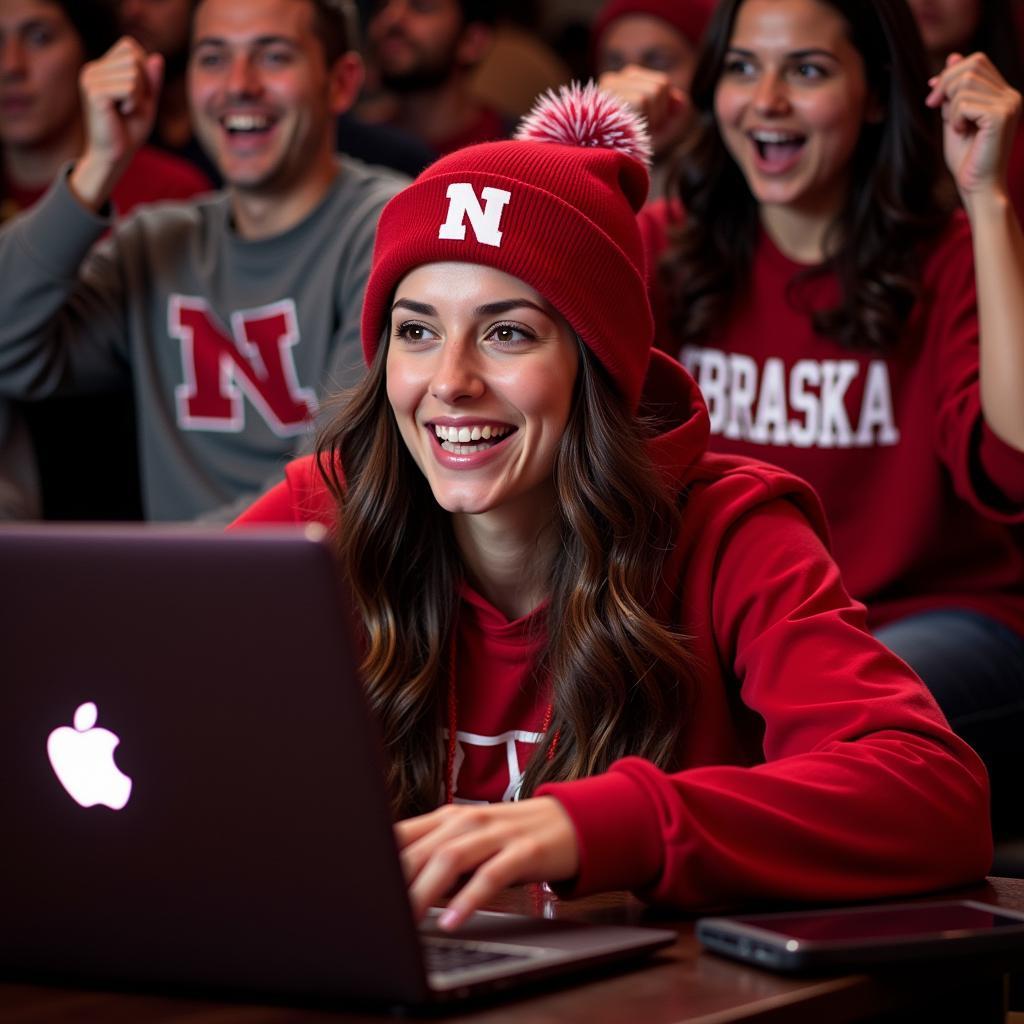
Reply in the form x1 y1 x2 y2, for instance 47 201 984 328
641 349 711 495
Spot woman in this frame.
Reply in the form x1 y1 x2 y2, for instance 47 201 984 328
635 0 1024 817
234 83 990 927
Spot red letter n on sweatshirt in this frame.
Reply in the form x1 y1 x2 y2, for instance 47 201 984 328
169 296 318 437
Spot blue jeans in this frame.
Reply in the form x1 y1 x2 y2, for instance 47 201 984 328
874 609 1024 834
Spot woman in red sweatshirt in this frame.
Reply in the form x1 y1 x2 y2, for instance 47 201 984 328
233 83 990 929
624 0 1024 819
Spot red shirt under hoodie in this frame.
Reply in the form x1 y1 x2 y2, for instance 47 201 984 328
640 203 1024 637
232 351 990 910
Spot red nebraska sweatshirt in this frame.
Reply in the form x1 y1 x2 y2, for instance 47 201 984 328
639 202 1024 636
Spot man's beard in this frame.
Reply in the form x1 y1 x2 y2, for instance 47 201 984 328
378 62 455 94
374 31 462 95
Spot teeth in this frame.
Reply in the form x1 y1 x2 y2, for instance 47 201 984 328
223 113 271 132
432 424 511 443
751 130 801 144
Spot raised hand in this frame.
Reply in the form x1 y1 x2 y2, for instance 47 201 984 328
69 37 164 211
598 65 691 155
395 796 579 931
926 51 1022 211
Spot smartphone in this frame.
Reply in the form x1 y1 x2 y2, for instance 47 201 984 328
696 899 1024 972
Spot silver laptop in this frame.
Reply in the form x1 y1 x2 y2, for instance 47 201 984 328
0 524 674 1006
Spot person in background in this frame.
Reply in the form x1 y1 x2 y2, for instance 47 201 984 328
907 0 1024 223
118 0 436 182
593 0 713 200
233 83 990 924
0 0 210 219
0 0 210 520
361 0 509 155
620 0 1024 831
0 0 404 522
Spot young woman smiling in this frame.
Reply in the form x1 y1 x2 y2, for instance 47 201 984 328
631 0 1024 825
233 84 990 926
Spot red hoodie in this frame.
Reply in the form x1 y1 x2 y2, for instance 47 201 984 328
232 351 991 909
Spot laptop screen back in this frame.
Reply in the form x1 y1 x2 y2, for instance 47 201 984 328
0 525 428 1002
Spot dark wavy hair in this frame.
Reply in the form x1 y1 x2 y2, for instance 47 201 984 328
316 336 697 817
665 0 952 352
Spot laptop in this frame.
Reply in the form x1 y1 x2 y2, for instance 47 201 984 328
0 524 675 1006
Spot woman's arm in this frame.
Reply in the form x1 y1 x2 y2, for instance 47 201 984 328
394 498 991 925
929 52 1024 452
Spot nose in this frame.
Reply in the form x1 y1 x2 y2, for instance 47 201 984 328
0 37 27 79
225 54 261 99
429 338 485 404
753 70 790 115
373 0 407 32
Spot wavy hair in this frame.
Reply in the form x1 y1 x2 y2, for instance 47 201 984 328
665 0 952 352
316 339 697 817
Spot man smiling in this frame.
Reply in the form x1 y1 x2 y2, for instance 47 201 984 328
0 0 404 520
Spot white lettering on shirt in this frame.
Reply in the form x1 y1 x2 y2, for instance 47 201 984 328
680 345 900 449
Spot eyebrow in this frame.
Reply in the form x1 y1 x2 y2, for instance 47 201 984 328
391 298 551 317
725 46 839 61
193 35 299 49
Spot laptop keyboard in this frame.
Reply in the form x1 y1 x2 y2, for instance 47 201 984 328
422 936 538 976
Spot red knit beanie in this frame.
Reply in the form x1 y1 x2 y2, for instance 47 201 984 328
361 82 655 412
591 0 714 54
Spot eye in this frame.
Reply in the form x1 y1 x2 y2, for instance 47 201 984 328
642 50 678 73
722 56 756 78
24 26 57 48
486 322 536 348
792 61 828 81
193 49 226 69
259 47 294 67
393 320 437 344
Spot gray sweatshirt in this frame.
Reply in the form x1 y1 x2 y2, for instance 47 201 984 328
0 157 404 521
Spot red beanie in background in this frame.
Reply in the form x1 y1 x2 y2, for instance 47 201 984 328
361 82 655 412
591 0 715 55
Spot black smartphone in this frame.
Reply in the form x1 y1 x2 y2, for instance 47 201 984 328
696 899 1024 972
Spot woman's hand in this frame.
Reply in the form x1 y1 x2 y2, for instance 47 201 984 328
395 796 580 931
598 66 691 155
926 51 1022 211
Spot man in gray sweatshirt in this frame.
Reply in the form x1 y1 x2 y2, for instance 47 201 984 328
0 0 404 520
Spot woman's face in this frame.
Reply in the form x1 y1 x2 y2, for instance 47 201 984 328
0 0 85 151
385 261 579 521
906 0 980 60
713 0 878 221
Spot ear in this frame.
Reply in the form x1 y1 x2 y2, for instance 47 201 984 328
455 22 494 68
328 51 365 116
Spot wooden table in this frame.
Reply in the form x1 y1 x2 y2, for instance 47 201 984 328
2 877 1022 1023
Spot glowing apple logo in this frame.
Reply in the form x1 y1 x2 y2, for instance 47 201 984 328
46 702 133 810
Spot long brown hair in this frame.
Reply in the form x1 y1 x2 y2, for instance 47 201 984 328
665 0 951 352
317 338 697 817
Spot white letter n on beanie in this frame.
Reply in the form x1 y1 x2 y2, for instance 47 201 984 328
438 184 512 247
